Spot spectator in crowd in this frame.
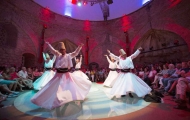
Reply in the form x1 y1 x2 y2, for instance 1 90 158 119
18 67 33 89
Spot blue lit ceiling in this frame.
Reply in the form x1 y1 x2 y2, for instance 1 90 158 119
33 0 151 21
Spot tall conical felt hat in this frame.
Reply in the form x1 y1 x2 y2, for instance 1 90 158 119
45 53 50 59
119 49 126 56
58 42 66 50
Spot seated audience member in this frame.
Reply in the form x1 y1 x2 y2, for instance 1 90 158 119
18 67 33 89
9 67 25 91
0 84 18 97
138 67 145 79
144 66 157 86
32 68 42 81
85 69 90 78
27 67 34 80
164 62 189 92
174 71 190 109
152 64 168 89
1 67 19 91
98 69 104 82
161 64 176 89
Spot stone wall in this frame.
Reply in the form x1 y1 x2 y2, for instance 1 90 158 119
0 0 189 68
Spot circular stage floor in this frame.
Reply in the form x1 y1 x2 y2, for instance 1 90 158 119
14 83 150 119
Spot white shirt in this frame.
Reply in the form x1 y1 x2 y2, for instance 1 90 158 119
55 54 73 68
47 43 81 69
18 70 28 79
110 50 141 69
43 53 56 68
75 57 82 69
106 56 117 69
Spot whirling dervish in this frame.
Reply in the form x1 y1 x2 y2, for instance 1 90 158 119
103 55 118 87
31 41 92 110
72 55 89 80
33 52 56 90
107 48 151 98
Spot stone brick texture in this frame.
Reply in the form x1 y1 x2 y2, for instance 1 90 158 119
0 0 189 68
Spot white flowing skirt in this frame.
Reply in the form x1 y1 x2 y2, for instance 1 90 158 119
103 70 118 87
31 72 92 110
72 70 89 80
33 70 55 90
110 72 151 97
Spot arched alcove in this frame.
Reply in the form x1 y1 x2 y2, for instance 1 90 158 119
22 53 36 68
133 29 190 64
0 22 18 48
89 34 122 67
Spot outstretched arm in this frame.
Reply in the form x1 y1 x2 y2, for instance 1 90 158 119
45 41 60 56
107 50 119 61
52 55 56 62
105 55 111 63
80 55 82 63
42 52 47 61
130 47 142 60
70 43 83 58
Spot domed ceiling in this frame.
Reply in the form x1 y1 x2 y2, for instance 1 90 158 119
33 0 152 21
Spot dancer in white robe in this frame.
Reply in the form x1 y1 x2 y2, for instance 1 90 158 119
33 53 56 90
107 48 151 98
31 42 92 109
72 55 89 80
103 55 118 87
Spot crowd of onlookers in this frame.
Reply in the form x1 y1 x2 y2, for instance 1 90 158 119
0 66 44 108
81 60 190 110
0 60 190 110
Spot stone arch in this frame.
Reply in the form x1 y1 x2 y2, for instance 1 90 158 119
22 53 36 68
89 42 121 67
89 62 99 70
0 22 18 48
133 29 189 64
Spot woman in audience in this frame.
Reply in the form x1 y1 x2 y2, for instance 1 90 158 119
152 64 168 89
32 68 42 81
1 67 19 91
9 67 25 91
138 67 145 79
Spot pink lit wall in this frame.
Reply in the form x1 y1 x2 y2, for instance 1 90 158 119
0 0 189 67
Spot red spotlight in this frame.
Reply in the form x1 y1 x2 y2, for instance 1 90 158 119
70 0 77 4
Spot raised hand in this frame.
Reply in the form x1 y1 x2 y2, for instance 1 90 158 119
107 50 111 54
45 41 49 44
138 47 143 51
79 43 84 47
104 55 108 57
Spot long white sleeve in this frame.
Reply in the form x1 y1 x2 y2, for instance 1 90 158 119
130 49 141 60
106 56 111 64
43 53 47 61
109 53 119 61
70 46 82 59
47 43 60 56
80 56 82 63
52 55 56 62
